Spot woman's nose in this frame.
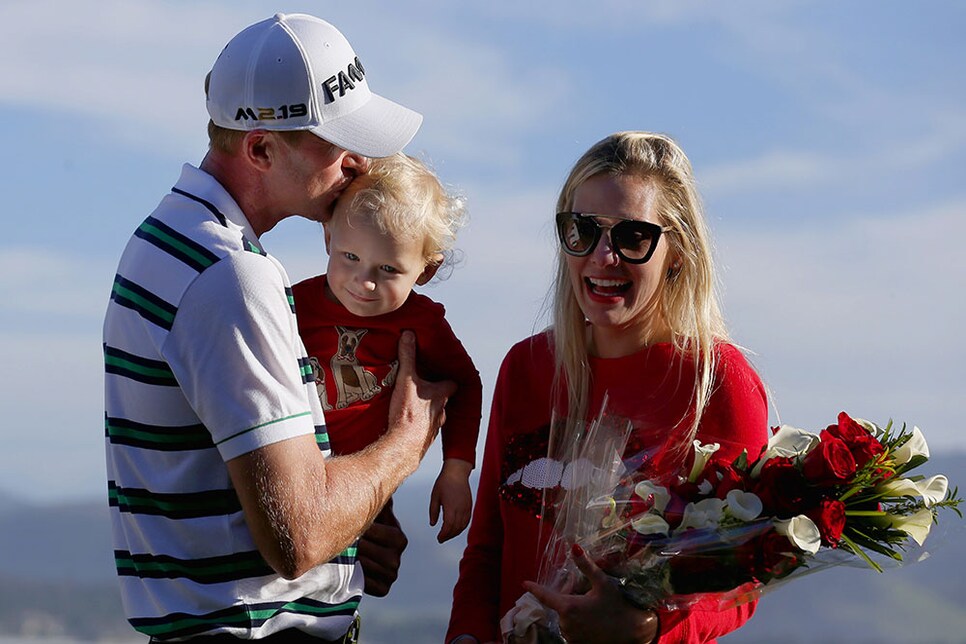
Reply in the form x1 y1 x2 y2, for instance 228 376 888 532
590 230 620 266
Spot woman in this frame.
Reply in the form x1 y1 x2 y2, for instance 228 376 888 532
446 132 769 643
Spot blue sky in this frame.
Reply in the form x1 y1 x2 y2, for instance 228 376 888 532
1 0 964 503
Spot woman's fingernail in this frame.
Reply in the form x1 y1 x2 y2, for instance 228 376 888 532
571 543 584 557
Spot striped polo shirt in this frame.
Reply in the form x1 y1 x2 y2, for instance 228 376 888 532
103 163 362 640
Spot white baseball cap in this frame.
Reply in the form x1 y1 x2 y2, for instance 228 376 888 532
206 13 422 158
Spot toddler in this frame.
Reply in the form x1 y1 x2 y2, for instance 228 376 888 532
292 153 481 543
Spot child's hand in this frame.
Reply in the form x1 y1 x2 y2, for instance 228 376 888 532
429 459 473 543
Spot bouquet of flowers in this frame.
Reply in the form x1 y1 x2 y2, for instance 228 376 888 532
502 410 962 642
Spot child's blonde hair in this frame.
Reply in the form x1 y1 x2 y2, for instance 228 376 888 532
340 153 467 274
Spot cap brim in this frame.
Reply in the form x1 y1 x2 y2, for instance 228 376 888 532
311 93 423 158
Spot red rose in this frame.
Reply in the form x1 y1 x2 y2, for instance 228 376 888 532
753 456 814 518
701 461 746 500
755 531 803 581
824 412 884 468
670 479 701 503
802 436 856 485
662 493 688 530
806 498 847 547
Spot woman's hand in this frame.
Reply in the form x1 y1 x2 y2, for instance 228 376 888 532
523 544 659 644
357 497 407 597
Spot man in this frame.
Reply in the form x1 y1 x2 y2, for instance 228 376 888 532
104 13 452 642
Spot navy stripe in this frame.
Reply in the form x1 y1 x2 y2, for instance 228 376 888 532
244 236 266 255
114 549 273 585
299 357 315 385
110 274 178 331
171 187 227 226
128 595 361 640
104 344 177 386
315 426 330 452
105 416 212 451
109 481 241 519
170 187 265 255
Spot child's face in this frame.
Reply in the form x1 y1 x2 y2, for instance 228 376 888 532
324 208 430 317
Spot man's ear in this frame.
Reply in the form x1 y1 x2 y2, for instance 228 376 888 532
242 130 273 171
416 254 444 285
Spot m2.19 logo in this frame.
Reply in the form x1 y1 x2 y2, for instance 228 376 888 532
234 103 308 122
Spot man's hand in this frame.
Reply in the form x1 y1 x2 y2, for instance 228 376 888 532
385 331 456 472
358 498 408 597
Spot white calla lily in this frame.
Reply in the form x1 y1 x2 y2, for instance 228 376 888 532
676 498 725 532
689 440 721 482
854 417 884 438
774 515 821 555
892 426 930 466
877 475 948 508
751 426 820 477
725 489 763 522
917 475 949 508
631 513 671 536
876 478 920 499
887 508 934 546
633 481 671 513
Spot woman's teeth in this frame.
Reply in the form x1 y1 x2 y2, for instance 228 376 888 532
586 277 631 295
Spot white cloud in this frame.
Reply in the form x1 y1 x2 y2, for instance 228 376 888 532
0 247 115 319
0 330 106 501
700 150 833 195
718 199 966 448
0 0 571 164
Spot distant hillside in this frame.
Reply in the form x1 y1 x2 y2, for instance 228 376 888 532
1 453 963 643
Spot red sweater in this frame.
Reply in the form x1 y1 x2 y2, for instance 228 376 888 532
447 332 769 643
292 274 482 464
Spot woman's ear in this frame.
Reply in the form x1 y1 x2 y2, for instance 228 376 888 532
666 257 682 280
416 254 445 285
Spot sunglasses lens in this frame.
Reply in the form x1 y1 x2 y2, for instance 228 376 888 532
612 222 656 261
558 215 598 254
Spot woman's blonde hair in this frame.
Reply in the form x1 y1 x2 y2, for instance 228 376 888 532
552 131 728 441
339 153 467 273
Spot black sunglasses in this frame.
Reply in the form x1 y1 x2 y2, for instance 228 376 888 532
555 212 671 264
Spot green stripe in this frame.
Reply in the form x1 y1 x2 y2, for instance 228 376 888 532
105 420 200 444
215 412 313 446
339 546 357 558
104 353 175 380
138 598 361 637
139 221 217 269
111 282 176 326
109 487 236 516
115 553 266 578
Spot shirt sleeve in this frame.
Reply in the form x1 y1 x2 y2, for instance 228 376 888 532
163 252 318 462
657 344 769 643
445 350 511 643
416 308 483 466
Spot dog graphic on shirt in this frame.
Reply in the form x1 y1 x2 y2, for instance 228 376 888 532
330 326 382 409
